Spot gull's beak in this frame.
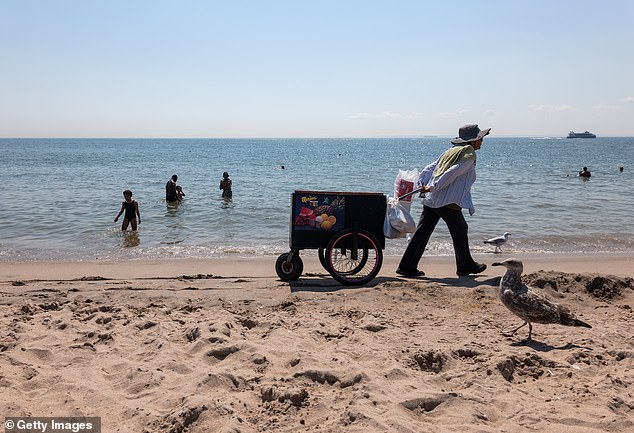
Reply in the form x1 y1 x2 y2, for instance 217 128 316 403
492 262 502 266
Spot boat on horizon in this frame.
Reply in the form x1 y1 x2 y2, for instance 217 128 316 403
567 130 596 138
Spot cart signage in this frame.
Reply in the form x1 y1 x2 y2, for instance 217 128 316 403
293 193 345 232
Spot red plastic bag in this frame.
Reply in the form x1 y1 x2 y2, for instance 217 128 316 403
394 169 419 211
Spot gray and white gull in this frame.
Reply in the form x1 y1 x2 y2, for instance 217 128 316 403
484 232 511 253
492 258 592 340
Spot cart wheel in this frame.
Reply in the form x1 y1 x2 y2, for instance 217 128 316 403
275 252 303 281
325 229 382 286
318 248 330 273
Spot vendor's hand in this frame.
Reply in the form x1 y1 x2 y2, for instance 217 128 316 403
421 186 431 193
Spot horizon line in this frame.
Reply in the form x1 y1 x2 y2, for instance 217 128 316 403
2 134 630 140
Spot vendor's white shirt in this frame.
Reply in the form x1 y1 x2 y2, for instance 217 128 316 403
417 157 477 215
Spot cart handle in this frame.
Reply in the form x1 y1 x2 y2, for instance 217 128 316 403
397 187 424 200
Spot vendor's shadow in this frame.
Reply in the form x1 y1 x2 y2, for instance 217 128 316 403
288 274 499 293
420 275 500 289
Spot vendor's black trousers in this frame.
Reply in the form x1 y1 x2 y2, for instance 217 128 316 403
398 205 479 274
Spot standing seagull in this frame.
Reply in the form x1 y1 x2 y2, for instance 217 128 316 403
492 258 591 340
484 232 511 253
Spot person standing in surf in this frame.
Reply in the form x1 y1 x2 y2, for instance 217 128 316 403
220 172 232 198
166 174 179 202
114 189 141 231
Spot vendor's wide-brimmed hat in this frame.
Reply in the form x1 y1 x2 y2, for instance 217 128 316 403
451 124 491 144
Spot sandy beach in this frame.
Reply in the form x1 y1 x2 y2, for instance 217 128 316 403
1 253 633 432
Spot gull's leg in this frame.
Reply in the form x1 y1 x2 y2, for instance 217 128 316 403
502 321 527 337
527 322 533 340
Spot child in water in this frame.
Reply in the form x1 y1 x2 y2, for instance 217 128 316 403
176 185 185 201
114 190 141 231
220 172 233 198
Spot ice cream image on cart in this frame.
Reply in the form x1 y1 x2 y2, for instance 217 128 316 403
294 194 345 232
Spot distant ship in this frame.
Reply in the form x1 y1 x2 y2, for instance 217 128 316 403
567 130 596 138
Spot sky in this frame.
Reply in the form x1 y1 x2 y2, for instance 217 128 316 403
1 0 633 138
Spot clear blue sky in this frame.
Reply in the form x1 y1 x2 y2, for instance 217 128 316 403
1 0 633 138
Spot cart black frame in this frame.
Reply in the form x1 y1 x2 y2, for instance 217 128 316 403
275 190 387 286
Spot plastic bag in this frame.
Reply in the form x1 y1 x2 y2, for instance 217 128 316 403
383 196 417 239
383 207 401 239
394 169 419 211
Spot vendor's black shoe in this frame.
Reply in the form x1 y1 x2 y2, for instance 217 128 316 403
457 263 487 277
396 268 425 278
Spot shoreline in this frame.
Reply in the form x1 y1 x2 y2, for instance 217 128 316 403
3 252 634 282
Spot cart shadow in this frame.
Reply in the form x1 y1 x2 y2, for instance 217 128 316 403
288 275 400 293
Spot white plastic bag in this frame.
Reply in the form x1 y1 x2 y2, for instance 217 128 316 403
383 196 417 239
394 169 419 211
383 211 401 239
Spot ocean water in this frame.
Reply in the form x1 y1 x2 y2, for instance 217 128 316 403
1 137 633 262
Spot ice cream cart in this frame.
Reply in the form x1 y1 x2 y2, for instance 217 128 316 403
275 190 386 286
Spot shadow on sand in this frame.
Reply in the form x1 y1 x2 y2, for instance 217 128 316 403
287 273 499 293
288 275 396 293
510 339 592 352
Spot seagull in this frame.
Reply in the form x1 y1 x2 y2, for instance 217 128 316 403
492 258 592 340
484 232 511 253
